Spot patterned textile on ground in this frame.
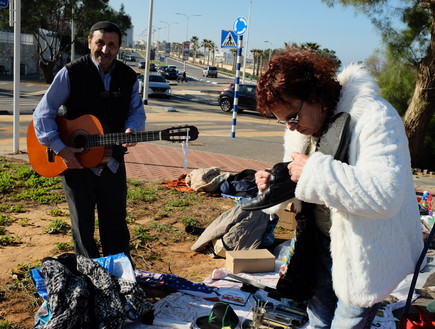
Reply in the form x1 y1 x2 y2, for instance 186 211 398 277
162 174 196 193
135 270 219 300
32 253 154 329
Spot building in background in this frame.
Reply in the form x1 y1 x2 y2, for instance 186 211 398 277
123 27 133 48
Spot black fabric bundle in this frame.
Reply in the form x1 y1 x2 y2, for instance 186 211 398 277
39 253 154 329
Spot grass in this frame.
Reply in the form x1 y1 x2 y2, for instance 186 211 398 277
0 158 65 205
181 216 199 227
54 241 74 252
127 186 157 202
0 203 26 213
48 208 68 217
0 235 16 246
0 319 18 329
0 215 12 226
43 218 69 234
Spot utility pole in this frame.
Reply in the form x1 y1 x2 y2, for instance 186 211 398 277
264 40 272 63
176 13 201 71
241 0 252 83
12 0 21 153
142 0 153 105
71 7 75 61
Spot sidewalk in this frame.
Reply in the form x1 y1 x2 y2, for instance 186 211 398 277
124 143 273 182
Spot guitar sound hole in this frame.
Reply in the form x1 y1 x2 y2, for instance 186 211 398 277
73 134 88 148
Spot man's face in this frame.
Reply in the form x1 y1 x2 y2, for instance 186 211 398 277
88 30 120 72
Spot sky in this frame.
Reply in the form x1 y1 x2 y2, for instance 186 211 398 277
108 0 391 67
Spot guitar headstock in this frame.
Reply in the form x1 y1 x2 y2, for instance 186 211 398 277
161 125 199 142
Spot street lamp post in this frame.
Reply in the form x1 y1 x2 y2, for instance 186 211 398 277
143 0 154 105
264 40 273 63
242 0 252 83
176 12 201 71
160 20 178 43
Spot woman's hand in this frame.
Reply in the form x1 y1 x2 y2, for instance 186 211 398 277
255 170 271 193
288 152 309 182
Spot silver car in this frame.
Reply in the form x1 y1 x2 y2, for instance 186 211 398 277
137 73 171 98
202 65 218 78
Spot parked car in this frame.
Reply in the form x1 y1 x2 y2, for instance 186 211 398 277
218 83 257 112
137 73 171 98
138 61 145 69
161 67 178 80
150 63 156 71
125 55 136 62
167 65 179 75
203 65 218 78
157 65 168 75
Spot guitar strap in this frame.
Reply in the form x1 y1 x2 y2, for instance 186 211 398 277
182 128 190 169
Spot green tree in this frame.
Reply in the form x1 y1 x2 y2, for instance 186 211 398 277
364 50 386 77
190 36 199 63
299 42 342 68
250 49 260 77
230 48 237 73
256 49 264 77
378 50 417 116
322 0 435 169
209 41 216 65
201 39 211 65
0 0 131 83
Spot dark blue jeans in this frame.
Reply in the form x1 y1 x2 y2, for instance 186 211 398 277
307 231 381 329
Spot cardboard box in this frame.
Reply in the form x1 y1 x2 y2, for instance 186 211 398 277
226 249 275 274
276 208 296 230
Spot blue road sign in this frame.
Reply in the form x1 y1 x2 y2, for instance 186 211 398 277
233 17 247 36
221 30 237 48
0 0 8 8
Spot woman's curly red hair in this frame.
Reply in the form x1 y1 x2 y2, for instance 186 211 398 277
256 48 342 117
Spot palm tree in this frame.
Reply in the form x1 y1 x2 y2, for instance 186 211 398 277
256 50 264 77
208 41 217 65
201 39 210 65
172 42 182 58
251 49 260 78
190 36 199 64
230 48 237 73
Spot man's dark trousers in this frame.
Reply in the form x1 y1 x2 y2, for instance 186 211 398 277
61 163 130 259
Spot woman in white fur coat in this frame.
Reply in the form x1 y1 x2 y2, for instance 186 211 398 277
254 49 423 328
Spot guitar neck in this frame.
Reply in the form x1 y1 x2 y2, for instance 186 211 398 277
86 131 161 147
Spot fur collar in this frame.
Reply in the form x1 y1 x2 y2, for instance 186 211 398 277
336 63 380 123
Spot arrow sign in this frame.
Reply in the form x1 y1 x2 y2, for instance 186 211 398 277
221 30 237 48
0 0 8 8
233 16 247 36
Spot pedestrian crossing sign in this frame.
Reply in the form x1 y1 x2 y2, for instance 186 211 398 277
221 30 238 48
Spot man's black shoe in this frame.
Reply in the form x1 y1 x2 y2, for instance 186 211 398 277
241 162 296 211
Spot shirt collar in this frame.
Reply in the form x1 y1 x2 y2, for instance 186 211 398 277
90 55 116 75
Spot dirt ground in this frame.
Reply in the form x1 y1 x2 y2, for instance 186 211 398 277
0 156 290 328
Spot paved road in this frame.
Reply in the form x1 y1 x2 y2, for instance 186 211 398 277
1 75 434 194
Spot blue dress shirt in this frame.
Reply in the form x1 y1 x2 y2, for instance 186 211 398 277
33 57 146 174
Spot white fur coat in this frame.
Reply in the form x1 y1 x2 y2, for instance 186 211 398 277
283 64 423 307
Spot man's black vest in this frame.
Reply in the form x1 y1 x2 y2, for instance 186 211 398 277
64 54 137 160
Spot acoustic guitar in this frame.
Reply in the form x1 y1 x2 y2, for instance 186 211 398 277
27 114 199 177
